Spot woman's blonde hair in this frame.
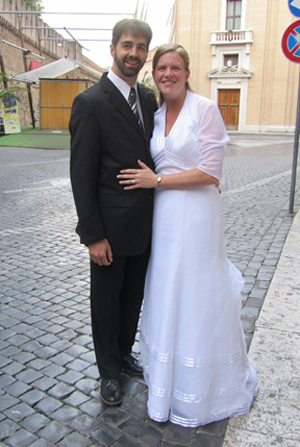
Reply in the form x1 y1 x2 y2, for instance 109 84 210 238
152 44 192 105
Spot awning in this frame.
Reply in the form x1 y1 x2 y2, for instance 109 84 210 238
13 56 104 83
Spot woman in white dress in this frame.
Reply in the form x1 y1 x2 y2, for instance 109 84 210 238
118 44 259 428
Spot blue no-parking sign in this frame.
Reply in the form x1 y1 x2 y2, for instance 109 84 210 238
289 0 300 17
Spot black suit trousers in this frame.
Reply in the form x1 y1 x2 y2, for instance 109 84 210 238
90 242 151 379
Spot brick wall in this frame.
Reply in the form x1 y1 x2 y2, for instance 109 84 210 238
0 0 104 127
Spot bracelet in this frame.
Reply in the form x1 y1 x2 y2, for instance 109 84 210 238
156 175 162 188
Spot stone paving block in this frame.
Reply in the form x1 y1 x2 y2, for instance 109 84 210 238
32 377 57 392
77 326 92 336
162 423 194 445
26 316 43 325
33 321 52 330
38 421 71 444
51 406 82 423
241 320 254 333
73 335 92 346
35 397 63 415
12 352 35 365
56 329 78 341
249 288 267 299
48 383 74 399
0 394 20 411
241 307 260 321
4 402 35 422
110 434 149 447
20 389 46 406
99 408 130 427
0 419 18 440
64 390 90 407
66 359 90 372
4 381 31 398
56 370 84 385
1 346 21 357
34 347 59 360
58 431 93 447
75 378 98 394
4 428 37 447
82 365 99 380
192 434 224 447
41 364 66 378
27 359 52 371
16 369 42 384
79 351 96 364
51 353 74 367
0 340 9 350
21 341 43 353
91 424 123 446
37 334 59 346
68 414 99 436
49 340 72 351
20 413 50 433
28 439 56 447
0 375 15 389
146 418 169 433
0 354 12 368
120 418 163 446
122 379 147 397
196 419 228 437
44 324 65 335
79 398 105 418
62 320 84 330
127 402 149 420
1 317 20 328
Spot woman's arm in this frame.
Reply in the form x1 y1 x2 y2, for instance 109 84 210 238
118 159 219 190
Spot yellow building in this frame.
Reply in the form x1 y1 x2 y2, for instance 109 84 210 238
142 0 299 132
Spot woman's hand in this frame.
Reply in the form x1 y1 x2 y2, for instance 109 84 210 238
118 159 157 190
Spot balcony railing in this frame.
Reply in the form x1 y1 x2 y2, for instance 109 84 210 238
210 29 253 45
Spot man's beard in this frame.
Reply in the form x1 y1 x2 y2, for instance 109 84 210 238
114 53 144 78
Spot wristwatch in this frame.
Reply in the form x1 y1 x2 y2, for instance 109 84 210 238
156 175 162 187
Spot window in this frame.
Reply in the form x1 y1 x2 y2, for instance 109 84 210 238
226 0 242 30
224 54 239 67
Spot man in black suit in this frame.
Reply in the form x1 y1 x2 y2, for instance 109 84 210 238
69 19 157 406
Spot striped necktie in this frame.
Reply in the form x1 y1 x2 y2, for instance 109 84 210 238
128 87 143 130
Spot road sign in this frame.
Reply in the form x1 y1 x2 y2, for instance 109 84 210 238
282 20 300 63
289 0 300 17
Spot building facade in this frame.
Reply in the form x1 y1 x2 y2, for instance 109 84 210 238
167 0 298 132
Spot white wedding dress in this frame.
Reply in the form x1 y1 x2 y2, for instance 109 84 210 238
140 90 259 428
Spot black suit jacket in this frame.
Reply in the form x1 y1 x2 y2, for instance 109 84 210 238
70 73 158 256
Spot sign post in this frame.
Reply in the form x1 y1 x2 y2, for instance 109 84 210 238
282 13 300 213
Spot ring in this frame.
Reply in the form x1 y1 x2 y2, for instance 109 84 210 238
132 179 135 184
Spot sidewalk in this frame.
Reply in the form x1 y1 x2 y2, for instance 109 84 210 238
224 210 300 446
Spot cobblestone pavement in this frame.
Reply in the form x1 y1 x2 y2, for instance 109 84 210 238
0 135 299 447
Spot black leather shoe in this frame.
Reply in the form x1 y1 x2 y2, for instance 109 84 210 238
121 353 143 377
100 379 123 406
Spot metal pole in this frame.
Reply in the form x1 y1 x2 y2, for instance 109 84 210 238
0 44 8 88
0 11 133 15
289 67 300 214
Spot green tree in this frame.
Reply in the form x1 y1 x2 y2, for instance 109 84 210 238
0 73 27 101
141 71 158 97
24 0 43 11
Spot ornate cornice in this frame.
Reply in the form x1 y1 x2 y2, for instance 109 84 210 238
207 66 252 78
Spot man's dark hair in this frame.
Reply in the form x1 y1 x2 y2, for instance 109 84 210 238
112 18 153 49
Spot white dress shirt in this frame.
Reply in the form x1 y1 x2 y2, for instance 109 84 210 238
107 69 144 129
